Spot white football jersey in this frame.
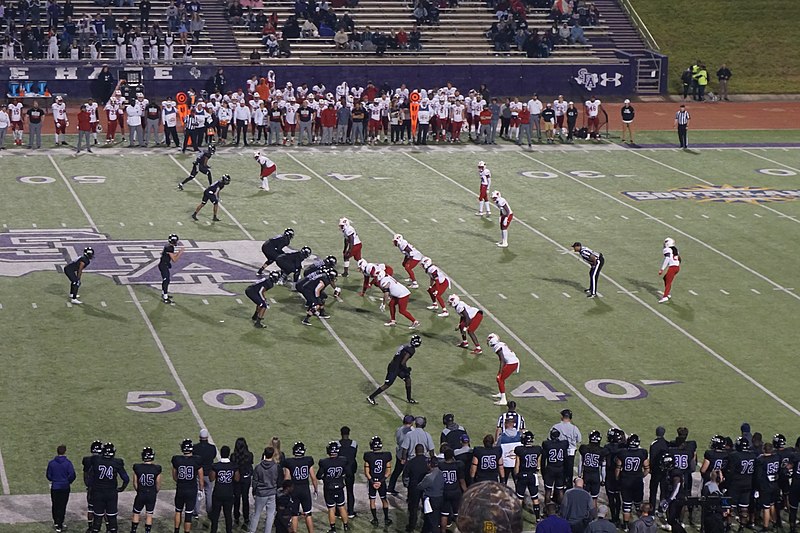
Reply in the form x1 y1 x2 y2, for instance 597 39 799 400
343 224 361 246
379 276 410 299
455 300 479 319
479 168 491 187
494 196 512 216
8 103 22 121
493 341 520 365
585 99 601 117
256 154 275 168
51 102 67 120
554 100 568 116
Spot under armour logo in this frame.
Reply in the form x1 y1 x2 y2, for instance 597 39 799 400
600 72 624 87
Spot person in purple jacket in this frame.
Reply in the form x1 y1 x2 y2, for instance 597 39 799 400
46 444 77 533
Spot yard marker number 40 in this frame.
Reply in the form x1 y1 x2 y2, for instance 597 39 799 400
511 379 675 401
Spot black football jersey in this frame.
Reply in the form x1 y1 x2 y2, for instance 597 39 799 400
543 440 568 469
133 463 162 493
247 277 275 293
515 445 542 474
266 234 290 251
90 455 129 490
725 450 757 487
172 454 202 488
318 456 348 489
440 460 465 493
472 446 501 482
282 456 314 486
211 461 237 497
669 446 692 475
363 451 392 481
82 455 96 486
617 448 648 478
160 244 175 268
754 453 781 490
390 344 415 369
703 449 728 474
65 255 90 274
205 180 226 194
579 444 607 477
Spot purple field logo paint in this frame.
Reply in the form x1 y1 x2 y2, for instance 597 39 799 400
623 185 800 204
0 228 283 296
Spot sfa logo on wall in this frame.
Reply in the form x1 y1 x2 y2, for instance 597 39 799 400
622 184 800 203
0 229 270 295
574 68 624 91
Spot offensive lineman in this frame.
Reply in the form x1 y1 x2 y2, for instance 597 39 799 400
65 247 94 304
363 436 393 526
130 447 162 533
257 228 295 276
254 150 277 191
172 439 204 533
89 443 130 533
191 174 231 222
159 234 184 304
276 246 312 286
448 294 483 354
491 190 513 248
245 271 281 328
476 161 492 217
487 333 519 405
298 267 338 325
367 334 422 405
178 144 215 189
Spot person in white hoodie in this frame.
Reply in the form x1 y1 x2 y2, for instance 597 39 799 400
125 98 145 147
0 107 10 150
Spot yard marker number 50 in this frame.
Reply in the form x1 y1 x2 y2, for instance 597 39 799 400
127 389 264 413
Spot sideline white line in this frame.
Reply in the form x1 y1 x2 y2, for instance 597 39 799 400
48 155 98 232
517 152 800 302
125 286 215 441
168 154 256 240
0 447 10 494
296 152 618 427
741 149 800 173
405 152 800 418
626 150 800 224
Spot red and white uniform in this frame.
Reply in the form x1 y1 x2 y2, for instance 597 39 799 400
104 100 121 140
379 275 416 324
51 100 67 134
455 300 483 333
478 166 492 201
660 244 681 298
435 99 450 139
256 153 277 177
585 98 601 131
492 340 519 393
425 264 450 308
368 102 382 134
396 237 423 283
360 261 393 294
553 99 568 129
494 195 514 229
509 100 522 126
8 103 23 130
284 102 298 135
342 223 362 262
86 101 99 132
450 103 465 140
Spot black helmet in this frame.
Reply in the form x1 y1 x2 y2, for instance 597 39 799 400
627 434 641 449
326 267 338 280
168 233 179 245
710 435 725 450
410 335 422 347
324 255 337 268
141 447 155 461
735 437 750 452
589 430 602 444
442 413 454 425
607 428 624 444
208 144 216 154
326 441 340 456
660 453 674 470
300 246 311 258
284 228 295 239
549 428 561 441
370 436 383 451
90 440 103 454
773 434 787 449
221 174 231 185
522 431 535 446
181 439 194 454
292 441 306 457
83 247 95 259
102 442 116 458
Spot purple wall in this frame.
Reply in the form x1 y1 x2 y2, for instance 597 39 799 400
2 61 637 101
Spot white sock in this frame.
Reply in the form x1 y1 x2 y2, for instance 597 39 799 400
501 229 508 243
54 133 59 143
479 200 484 212
261 177 269 190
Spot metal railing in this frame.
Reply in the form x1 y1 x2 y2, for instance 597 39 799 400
617 0 660 51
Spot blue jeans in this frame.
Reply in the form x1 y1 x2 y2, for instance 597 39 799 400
249 494 276 533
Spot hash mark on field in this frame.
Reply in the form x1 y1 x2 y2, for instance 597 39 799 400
32 223 37 228
235 298 243 304
176 221 183 226
728 214 737 219
621 215 629 220
431 218 438 223
66 302 72 308
674 215 683 219
540 216 548 221
205 221 211 226
720 289 729 295
458 217 465 223
531 293 539 299
562 292 571 298
32 303 38 309
0 303 3 309
498 293 507 300
754 213 763 218
701 214 710 219
319 219 325 224
751 289 761 295
202 299 209 305
119 222 125 227
567 216 575 221
262 220 269 225
1 224 6 229
148 222 154 226
689 290 698 296
594 216 602 220
291 220 298 224
61 222 67 227
403 218 410 223
100 301 107 307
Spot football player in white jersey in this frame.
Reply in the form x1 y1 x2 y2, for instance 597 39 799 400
51 96 68 145
491 190 513 248
254 150 277 191
508 98 523 142
86 97 99 144
553 95 568 139
659 237 681 303
449 98 465 143
421 257 450 317
477 161 492 216
283 97 299 145
377 272 420 329
448 294 483 354
584 96 602 139
8 100 24 145
339 217 363 277
392 234 423 288
487 333 520 405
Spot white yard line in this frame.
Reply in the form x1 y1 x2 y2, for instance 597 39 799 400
48 155 98 232
405 152 800 418
294 152 618 427
517 152 800 301
0 447 10 494
741 149 800 173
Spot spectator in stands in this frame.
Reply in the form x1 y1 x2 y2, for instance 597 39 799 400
228 0 242 24
587 4 599 25
139 0 150 28
409 25 421 51
395 27 408 49
190 13 203 44
373 30 387 55
261 20 276 41
301 17 318 37
334 27 348 48
278 34 291 56
294 0 308 18
178 16 189 45
165 1 178 31
103 9 115 40
264 33 277 55
557 21 570 44
412 1 427 25
569 22 586 45
339 11 354 32
319 20 334 36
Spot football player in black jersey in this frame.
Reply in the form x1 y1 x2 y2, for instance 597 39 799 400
209 445 239 533
172 439 204 533
298 266 337 325
317 442 350 533
257 228 295 276
787 437 800 533
281 441 318 533
304 255 338 277
276 246 312 287
191 174 230 222
514 431 542 518
604 427 625 524
578 430 607 504
700 435 728 482
131 447 162 533
774 434 793 530
65 247 94 304
178 144 216 189
470 435 503 484
615 434 649 530
159 234 184 304
440 447 466 530
754 443 781 532
83 440 104 532
441 414 467 452
725 437 757 530
367 335 421 405
245 271 281 328
363 436 393 526
661 454 688 533
89 442 130 533
542 428 568 505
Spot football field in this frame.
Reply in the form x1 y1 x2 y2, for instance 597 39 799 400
1 134 799 531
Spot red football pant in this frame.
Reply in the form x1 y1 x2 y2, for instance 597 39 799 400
479 184 489 202
461 311 483 333
500 213 514 229
106 120 118 140
428 279 449 307
497 363 518 393
403 257 419 282
54 120 66 134
260 164 276 177
663 265 680 297
390 295 415 323
345 243 362 262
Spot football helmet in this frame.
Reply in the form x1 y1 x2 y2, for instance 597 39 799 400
357 258 368 272
326 441 340 456
292 441 306 457
442 413 454 425
268 271 282 283
300 246 311 258
478 160 486 168
421 257 432 270
487 333 500 347
326 268 338 280
448 294 460 307
627 434 641 449
774 433 787 448
522 431 535 446
491 190 501 201
392 233 403 245
664 238 675 248
660 453 674 471
90 440 103 454
83 247 95 259
221 174 231 185
338 217 350 228
102 442 116 458
370 436 383 451
284 228 295 239
253 150 261 159
589 430 602 444
168 234 179 245
549 428 561 441
324 255 337 268
735 436 750 452
141 447 155 461
410 334 422 347
710 434 725 450
375 271 386 283
181 439 194 453
208 144 216 154
607 428 624 444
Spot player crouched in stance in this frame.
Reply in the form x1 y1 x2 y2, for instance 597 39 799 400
491 190 513 248
392 233 422 288
448 294 483 354
159 234 184 304
254 151 277 191
178 144 215 190
339 217 362 278
317 442 351 533
246 271 281 328
257 228 294 276
298 266 338 326
130 447 162 533
363 436 393 527
357 259 393 297
421 257 450 316
377 271 420 329
65 246 94 304
191 174 231 222
367 334 422 405
487 333 519 405
276 246 312 288
659 237 681 303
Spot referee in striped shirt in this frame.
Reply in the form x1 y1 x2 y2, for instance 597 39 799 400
571 242 604 297
674 104 690 148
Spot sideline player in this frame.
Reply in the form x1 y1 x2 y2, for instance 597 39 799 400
377 272 420 329
8 99 24 145
421 257 449 316
191 174 231 222
448 294 483 354
476 161 492 217
282 442 318 533
487 333 519 405
159 234 184 304
363 436 393 526
254 150 277 191
172 439 203 533
620 99 635 144
571 242 604 298
615 434 649 530
584 96 602 140
83 441 104 532
52 95 68 145
339 218 362 277
578 431 607 505
257 228 295 276
89 443 129 533
245 271 281 328
317 442 350 532
367 334 422 405
392 234 422 288
178 144 215 189
491 190 513 248
658 237 681 303
65 247 94 304
553 95 568 140
131 447 162 533
514 431 542 519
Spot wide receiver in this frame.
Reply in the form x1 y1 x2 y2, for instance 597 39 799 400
491 190 513 248
476 161 492 217
487 333 520 405
448 294 483 354
339 217 362 277
658 237 681 303
254 150 277 191
421 257 449 316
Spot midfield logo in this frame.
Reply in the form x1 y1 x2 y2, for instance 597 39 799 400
0 229 269 295
622 184 800 203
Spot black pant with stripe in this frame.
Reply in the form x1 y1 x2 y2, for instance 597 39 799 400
677 124 689 148
588 254 604 296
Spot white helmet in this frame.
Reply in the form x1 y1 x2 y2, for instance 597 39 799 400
392 233 403 245
375 271 386 283
357 258 368 272
253 150 261 159
478 160 485 168
491 190 501 201
421 257 432 270
448 294 460 307
487 333 500 347
664 237 675 247
339 217 350 227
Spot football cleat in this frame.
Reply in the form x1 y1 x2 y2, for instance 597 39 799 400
384 320 396 327
457 341 469 348
437 310 449 317
70 298 82 304
141 447 155 461
496 242 508 248
426 304 439 310
409 281 419 289
407 398 417 404
177 182 184 190
658 297 669 303
470 347 482 354
191 213 198 221
409 321 420 329
366 396 376 405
